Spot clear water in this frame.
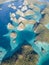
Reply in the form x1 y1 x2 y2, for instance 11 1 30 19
0 0 49 65
45 23 49 29
42 59 49 65
37 53 49 65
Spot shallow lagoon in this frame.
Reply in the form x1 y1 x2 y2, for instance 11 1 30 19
0 0 49 65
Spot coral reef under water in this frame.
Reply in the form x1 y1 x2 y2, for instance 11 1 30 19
0 0 49 65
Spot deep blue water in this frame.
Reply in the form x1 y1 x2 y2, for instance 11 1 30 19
42 59 49 65
0 0 24 36
0 0 24 62
0 0 49 65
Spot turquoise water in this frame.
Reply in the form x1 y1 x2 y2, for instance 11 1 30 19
37 53 49 65
24 13 42 23
42 59 49 65
38 0 49 2
45 23 49 29
36 41 49 65
0 0 49 65
34 4 47 12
